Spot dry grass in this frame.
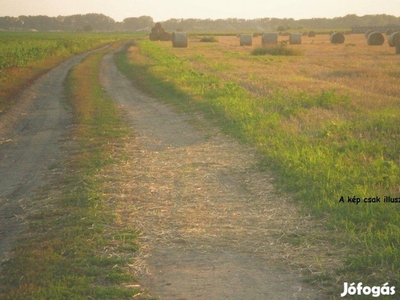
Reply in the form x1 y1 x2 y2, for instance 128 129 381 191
166 34 399 141
99 113 346 289
176 34 399 102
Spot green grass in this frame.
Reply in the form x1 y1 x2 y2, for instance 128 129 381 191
115 40 400 294
0 32 131 71
0 32 135 112
0 43 141 299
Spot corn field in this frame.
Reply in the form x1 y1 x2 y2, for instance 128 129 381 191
0 32 130 74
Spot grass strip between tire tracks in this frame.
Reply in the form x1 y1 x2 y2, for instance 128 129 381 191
0 42 143 299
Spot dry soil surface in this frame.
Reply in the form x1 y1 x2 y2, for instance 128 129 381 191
99 46 337 299
0 50 100 262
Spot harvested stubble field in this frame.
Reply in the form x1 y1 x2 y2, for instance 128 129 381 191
118 33 400 293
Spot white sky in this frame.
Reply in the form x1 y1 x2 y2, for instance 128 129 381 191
1 0 399 22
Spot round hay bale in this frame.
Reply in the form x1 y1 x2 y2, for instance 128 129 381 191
367 31 384 46
172 32 188 48
330 32 345 44
240 34 253 46
149 32 160 41
262 32 278 45
386 29 394 36
302 31 308 36
289 33 302 44
365 30 374 39
155 22 162 29
159 31 171 41
308 31 316 37
388 31 400 47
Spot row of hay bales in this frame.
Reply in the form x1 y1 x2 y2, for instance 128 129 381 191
150 26 399 52
241 31 399 48
365 30 400 48
239 32 345 46
250 31 319 38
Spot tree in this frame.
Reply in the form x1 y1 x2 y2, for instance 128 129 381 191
83 24 93 32
123 16 153 31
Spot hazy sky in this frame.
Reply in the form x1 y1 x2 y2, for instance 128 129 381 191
1 0 399 22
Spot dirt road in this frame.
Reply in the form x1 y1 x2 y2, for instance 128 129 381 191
0 45 333 299
100 47 333 299
0 50 98 262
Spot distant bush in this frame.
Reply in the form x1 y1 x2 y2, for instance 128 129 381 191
251 41 304 56
200 36 218 42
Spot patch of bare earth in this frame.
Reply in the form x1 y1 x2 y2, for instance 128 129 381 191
99 47 345 299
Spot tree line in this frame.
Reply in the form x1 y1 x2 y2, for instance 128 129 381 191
0 13 400 32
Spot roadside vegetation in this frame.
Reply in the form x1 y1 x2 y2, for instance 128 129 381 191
115 36 400 293
251 41 304 56
0 32 132 111
0 42 143 299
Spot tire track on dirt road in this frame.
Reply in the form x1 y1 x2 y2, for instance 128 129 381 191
100 46 339 299
0 48 105 262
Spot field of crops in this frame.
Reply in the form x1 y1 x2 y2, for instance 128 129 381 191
117 34 400 289
0 32 133 110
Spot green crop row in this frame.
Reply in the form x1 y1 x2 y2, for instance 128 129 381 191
0 32 132 72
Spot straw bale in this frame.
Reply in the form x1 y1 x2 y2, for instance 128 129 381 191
308 31 316 37
239 34 252 46
365 30 374 39
367 31 384 46
262 33 278 45
149 32 159 41
159 31 172 41
388 31 400 47
330 32 345 44
386 29 394 36
172 32 188 48
289 33 302 44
